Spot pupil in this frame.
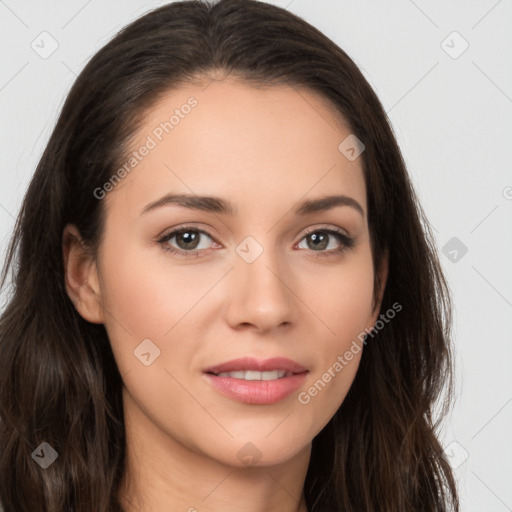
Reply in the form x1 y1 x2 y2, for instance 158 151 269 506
309 232 327 250
178 231 199 249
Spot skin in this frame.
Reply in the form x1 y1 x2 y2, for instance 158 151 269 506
63 77 388 512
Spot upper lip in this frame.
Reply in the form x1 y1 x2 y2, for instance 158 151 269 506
204 357 308 375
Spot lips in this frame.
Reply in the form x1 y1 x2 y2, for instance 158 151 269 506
204 357 308 375
203 357 309 405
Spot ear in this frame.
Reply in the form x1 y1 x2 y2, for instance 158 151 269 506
62 224 105 324
368 247 389 328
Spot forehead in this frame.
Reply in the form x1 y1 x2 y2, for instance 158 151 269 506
105 78 367 221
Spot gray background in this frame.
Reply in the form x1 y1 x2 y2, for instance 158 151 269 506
1 0 511 509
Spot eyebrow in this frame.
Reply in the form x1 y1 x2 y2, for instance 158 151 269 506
140 193 365 217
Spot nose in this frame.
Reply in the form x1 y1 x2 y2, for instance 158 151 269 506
223 242 298 333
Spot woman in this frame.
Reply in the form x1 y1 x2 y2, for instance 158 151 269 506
0 0 459 510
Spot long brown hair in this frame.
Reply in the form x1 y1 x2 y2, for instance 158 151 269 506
0 1 458 510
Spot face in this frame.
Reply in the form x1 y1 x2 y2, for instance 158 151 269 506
66 78 387 469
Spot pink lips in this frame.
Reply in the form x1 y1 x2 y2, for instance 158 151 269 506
203 357 309 405
204 357 308 375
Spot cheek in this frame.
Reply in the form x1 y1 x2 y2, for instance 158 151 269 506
295 252 374 428
99 239 217 337
305 250 376 339
97 238 229 378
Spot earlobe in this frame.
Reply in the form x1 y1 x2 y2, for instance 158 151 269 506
62 224 105 324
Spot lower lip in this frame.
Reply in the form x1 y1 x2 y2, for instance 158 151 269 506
203 372 308 405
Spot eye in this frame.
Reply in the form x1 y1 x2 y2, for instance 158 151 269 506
157 225 355 258
157 226 218 257
296 227 355 257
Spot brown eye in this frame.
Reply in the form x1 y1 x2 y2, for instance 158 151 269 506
305 231 330 251
297 228 354 255
158 227 216 255
174 230 201 250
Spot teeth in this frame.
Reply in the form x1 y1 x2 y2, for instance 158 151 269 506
216 370 289 380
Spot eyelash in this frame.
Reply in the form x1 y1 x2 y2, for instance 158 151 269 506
157 224 355 259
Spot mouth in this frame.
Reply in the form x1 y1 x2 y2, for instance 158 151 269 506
204 356 308 375
208 369 296 380
203 357 309 405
